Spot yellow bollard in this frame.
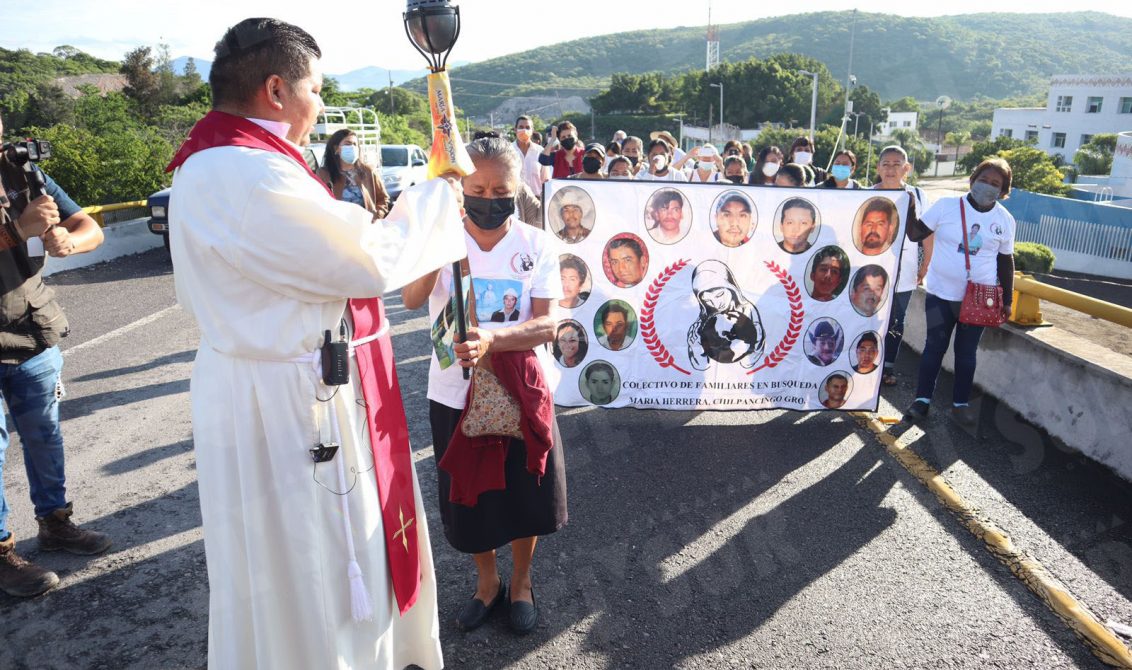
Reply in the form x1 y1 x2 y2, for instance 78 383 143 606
1010 287 1046 326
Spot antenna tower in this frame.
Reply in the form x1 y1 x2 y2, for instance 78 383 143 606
706 1 720 71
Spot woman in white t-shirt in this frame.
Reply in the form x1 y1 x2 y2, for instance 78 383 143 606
903 158 1016 426
401 136 567 636
637 138 688 182
872 145 929 386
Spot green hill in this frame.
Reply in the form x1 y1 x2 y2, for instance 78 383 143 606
414 11 1132 117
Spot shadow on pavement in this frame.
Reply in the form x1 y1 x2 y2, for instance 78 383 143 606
101 440 194 476
71 350 196 383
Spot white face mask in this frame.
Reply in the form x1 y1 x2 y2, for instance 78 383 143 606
762 162 781 177
794 151 813 166
651 154 668 170
339 145 358 165
698 161 717 172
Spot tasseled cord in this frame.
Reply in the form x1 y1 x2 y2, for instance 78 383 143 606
327 402 374 622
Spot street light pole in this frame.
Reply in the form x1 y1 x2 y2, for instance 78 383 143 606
798 70 818 145
710 82 723 141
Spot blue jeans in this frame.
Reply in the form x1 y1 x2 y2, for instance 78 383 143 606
915 293 985 405
0 346 68 538
883 290 913 373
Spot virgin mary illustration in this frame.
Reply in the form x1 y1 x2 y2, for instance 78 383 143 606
687 260 765 370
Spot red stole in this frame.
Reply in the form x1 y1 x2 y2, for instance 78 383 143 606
168 111 421 615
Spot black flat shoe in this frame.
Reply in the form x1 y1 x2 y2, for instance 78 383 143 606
456 579 506 632
509 588 538 635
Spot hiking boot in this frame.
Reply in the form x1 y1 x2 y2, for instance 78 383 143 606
904 399 930 423
37 503 111 555
0 533 60 597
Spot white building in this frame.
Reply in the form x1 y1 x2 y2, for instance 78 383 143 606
992 74 1132 163
875 111 918 138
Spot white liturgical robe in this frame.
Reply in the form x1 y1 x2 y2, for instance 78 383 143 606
170 146 464 670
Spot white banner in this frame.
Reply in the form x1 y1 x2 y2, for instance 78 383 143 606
544 179 910 412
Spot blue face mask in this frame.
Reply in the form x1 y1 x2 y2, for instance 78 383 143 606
339 145 358 165
831 165 852 182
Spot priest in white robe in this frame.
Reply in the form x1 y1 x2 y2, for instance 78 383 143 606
167 18 463 669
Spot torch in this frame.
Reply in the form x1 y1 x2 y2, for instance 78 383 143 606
404 0 475 378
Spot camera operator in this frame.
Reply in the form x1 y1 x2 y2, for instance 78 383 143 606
0 113 109 598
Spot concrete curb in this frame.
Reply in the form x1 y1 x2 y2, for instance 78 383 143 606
42 218 164 277
901 288 1132 482
852 412 1132 669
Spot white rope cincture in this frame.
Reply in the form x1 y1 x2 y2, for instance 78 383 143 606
327 402 374 623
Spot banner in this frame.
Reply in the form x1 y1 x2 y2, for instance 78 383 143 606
544 179 910 412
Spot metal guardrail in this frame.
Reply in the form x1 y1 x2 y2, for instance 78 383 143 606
1010 272 1132 329
82 200 147 227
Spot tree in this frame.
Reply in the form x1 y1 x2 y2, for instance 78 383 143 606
120 46 160 114
887 96 920 113
24 83 75 128
848 85 887 135
369 87 428 117
181 57 203 92
995 146 1068 196
1074 133 1117 176
959 135 1026 173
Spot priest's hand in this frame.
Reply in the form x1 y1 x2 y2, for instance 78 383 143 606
454 327 494 368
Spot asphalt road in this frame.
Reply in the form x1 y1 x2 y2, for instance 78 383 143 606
1 248 1130 669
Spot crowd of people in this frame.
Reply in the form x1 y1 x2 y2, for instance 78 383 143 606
0 18 1017 670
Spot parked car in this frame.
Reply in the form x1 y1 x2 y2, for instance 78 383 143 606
147 188 171 249
381 145 429 201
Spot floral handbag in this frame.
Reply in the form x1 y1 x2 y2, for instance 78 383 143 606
461 358 523 439
957 199 1005 327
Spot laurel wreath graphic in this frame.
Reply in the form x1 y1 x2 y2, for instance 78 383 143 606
747 260 805 375
639 259 692 376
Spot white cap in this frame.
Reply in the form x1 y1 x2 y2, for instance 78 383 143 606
699 144 718 158
503 288 519 299
557 189 587 211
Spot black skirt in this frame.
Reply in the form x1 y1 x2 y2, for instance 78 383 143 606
429 400 568 554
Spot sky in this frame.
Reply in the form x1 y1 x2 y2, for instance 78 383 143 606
4 0 1130 74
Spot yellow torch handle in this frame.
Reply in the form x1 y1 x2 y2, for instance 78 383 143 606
426 70 476 180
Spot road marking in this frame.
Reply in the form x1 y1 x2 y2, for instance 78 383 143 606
852 412 1132 669
62 304 181 358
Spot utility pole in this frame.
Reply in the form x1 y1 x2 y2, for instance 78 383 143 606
710 82 723 141
708 104 714 144
799 70 818 145
388 72 396 116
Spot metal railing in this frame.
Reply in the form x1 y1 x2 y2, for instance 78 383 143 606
1010 272 1132 329
82 200 147 226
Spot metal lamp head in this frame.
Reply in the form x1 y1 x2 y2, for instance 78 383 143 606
404 0 461 71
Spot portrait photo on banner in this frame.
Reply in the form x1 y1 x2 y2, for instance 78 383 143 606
773 196 822 254
579 360 621 405
548 186 596 244
710 190 758 248
593 299 638 352
851 196 901 256
554 319 589 369
559 254 593 310
602 233 650 289
644 188 693 245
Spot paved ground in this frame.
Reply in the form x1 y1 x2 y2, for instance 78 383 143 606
1 248 1130 669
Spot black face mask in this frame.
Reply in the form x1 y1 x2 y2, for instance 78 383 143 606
464 195 514 230
626 155 639 167
726 175 744 184
560 137 577 151
582 156 603 174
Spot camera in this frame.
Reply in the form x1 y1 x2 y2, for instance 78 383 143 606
1 139 52 200
2 139 52 164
